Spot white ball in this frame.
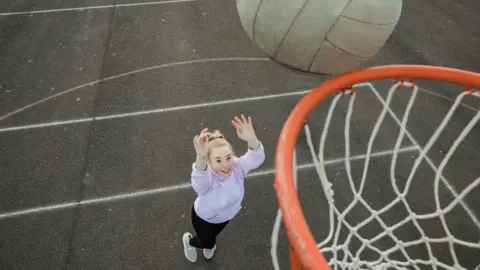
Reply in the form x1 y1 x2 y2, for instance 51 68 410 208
236 0 403 75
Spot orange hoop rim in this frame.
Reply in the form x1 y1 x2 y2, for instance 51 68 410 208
273 64 480 270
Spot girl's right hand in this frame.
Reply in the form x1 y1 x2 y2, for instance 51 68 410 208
193 128 211 158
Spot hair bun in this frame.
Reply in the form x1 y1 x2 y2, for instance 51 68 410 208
207 130 225 142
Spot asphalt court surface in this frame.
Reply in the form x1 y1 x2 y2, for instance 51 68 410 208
1 0 480 269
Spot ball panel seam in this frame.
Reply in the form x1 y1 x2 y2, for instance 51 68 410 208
340 14 399 26
252 0 266 45
308 0 354 70
274 0 310 58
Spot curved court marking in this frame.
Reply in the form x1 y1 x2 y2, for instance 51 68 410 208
2 60 477 124
0 57 270 121
0 88 313 133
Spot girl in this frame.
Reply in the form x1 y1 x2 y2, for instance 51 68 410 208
182 114 266 262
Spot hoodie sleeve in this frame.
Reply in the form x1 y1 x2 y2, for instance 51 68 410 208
190 163 213 195
236 142 266 177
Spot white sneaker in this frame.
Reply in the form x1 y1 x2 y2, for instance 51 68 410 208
203 245 216 259
182 232 197 262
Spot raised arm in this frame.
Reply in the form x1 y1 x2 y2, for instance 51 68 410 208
191 160 212 195
232 114 266 176
191 128 213 194
237 139 265 175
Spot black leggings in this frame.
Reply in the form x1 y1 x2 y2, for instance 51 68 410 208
189 205 229 249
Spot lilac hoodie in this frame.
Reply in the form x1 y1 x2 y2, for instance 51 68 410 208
190 143 265 224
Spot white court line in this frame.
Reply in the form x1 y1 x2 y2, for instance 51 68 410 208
0 57 270 121
0 82 373 133
0 0 195 16
0 89 312 133
0 146 418 220
417 87 479 112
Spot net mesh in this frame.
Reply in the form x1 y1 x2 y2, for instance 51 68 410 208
286 81 480 270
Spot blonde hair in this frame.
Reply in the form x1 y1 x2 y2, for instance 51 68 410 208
207 130 232 157
207 130 227 142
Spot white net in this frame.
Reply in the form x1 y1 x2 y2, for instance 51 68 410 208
278 81 480 270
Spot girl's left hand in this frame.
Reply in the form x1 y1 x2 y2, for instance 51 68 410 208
232 114 257 142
